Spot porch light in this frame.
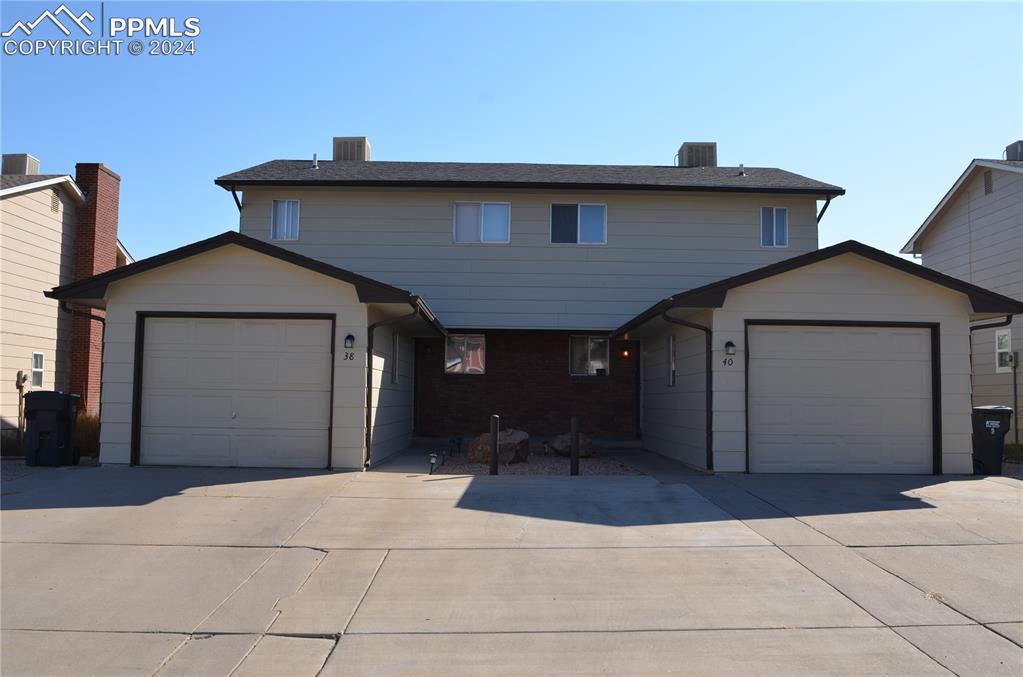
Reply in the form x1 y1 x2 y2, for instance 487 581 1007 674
622 348 630 357
344 334 355 349
724 341 736 356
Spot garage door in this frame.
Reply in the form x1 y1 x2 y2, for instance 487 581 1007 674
748 325 932 473
139 317 332 468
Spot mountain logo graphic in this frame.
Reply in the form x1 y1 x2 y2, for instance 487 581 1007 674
2 4 95 37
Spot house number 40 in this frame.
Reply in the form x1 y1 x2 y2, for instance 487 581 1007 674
721 357 734 366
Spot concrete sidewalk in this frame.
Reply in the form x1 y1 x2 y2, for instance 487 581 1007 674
1 457 1021 675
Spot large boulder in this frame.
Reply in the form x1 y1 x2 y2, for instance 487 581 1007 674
468 429 530 464
551 433 594 458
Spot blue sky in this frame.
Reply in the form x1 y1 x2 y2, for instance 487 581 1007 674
2 1 1020 260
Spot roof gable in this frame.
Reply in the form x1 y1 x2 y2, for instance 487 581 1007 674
900 159 1023 254
615 240 1023 336
0 174 84 202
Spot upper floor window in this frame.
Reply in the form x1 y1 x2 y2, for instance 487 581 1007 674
551 204 607 244
760 207 788 248
454 202 510 243
445 334 486 374
996 328 1012 374
271 199 300 241
570 335 609 376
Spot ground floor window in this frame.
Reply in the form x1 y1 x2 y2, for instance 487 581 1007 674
445 334 486 374
31 352 44 387
570 336 609 376
996 328 1012 373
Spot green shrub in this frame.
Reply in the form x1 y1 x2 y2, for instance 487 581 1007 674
1005 443 1023 464
74 413 101 457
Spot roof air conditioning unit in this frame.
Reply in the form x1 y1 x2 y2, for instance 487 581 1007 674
1005 140 1023 162
678 142 717 168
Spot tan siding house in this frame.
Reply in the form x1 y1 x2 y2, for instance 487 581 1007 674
902 152 1023 441
49 137 1023 474
0 183 79 436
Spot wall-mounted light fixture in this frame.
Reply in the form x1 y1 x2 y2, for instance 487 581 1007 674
344 334 355 349
724 341 736 356
622 348 631 357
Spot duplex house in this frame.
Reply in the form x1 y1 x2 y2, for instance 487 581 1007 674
48 137 1022 474
0 154 129 448
901 141 1023 444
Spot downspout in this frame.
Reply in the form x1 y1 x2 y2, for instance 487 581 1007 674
660 309 714 471
816 197 833 224
364 305 420 469
968 315 1017 442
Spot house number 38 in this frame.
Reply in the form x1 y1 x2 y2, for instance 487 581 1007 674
343 352 355 360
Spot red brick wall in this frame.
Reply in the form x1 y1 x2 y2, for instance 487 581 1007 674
70 163 120 414
414 330 640 439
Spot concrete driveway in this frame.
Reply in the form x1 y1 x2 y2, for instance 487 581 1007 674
1 452 1021 676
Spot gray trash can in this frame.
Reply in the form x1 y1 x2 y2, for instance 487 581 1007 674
24 392 80 467
971 405 1013 476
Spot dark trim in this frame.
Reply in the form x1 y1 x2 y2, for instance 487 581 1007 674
46 231 445 320
216 179 845 198
969 315 1013 332
660 310 714 471
614 240 1023 337
744 320 942 475
130 312 337 469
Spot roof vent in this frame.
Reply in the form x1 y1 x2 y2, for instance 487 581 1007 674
1006 140 1023 162
2 153 41 175
332 137 371 162
678 142 717 168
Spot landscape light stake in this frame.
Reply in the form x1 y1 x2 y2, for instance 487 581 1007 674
570 416 580 476
490 414 500 476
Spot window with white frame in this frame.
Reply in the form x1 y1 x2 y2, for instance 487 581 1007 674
551 204 607 244
996 328 1012 373
667 334 677 387
760 207 788 247
31 353 43 388
390 332 399 384
445 335 486 374
454 202 510 243
271 199 300 240
570 336 610 376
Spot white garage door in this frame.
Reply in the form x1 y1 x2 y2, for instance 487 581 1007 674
748 325 932 474
140 317 332 468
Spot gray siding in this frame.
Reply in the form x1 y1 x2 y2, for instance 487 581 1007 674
238 188 820 330
640 311 710 469
918 168 1023 437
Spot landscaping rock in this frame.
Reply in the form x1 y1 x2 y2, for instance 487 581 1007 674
552 433 594 458
467 429 530 464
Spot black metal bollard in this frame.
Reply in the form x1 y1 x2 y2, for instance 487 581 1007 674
490 414 500 476
570 416 580 476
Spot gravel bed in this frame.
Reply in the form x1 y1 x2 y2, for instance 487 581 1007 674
1002 462 1023 477
434 452 642 476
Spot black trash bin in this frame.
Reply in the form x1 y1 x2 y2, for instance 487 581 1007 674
24 392 80 467
971 405 1013 476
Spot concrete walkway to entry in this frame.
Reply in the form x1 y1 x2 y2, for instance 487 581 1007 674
1 451 1021 675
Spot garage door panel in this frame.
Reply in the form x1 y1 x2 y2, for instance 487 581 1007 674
749 325 932 474
140 317 333 468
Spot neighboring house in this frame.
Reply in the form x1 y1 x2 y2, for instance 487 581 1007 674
0 153 129 447
901 141 1023 443
48 137 1022 474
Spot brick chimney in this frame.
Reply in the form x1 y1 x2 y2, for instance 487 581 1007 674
70 163 120 415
